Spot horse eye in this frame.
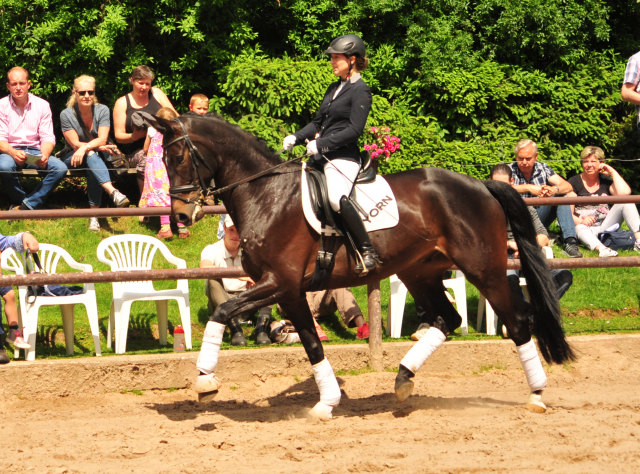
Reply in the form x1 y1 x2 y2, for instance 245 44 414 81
170 154 184 164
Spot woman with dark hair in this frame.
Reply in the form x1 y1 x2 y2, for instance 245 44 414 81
113 65 177 194
60 74 130 232
282 35 378 274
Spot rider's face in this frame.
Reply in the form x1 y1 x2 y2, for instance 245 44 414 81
330 53 355 79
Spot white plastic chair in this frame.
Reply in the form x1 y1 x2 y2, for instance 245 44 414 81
387 271 468 338
477 246 554 335
0 244 101 360
97 234 192 354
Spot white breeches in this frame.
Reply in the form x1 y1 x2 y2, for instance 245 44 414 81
324 159 361 212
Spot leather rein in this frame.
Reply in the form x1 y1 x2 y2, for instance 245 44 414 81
164 119 302 205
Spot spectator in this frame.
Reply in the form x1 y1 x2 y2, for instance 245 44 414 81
0 230 39 364
0 67 67 211
200 215 272 346
568 146 640 257
509 139 583 258
112 65 177 194
188 94 209 116
138 107 189 239
621 50 640 136
491 164 573 318
305 288 369 340
60 74 130 232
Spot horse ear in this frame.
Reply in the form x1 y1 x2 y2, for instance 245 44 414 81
130 111 179 135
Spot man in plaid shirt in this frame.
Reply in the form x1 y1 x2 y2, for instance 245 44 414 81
621 51 640 134
509 139 583 258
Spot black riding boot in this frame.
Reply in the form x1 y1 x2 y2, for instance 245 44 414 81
255 308 272 346
339 196 379 275
0 334 10 365
228 318 248 346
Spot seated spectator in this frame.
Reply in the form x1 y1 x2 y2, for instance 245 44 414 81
113 65 177 195
200 215 271 346
188 94 209 116
59 75 130 232
306 288 369 340
0 230 39 364
509 139 583 258
0 67 67 211
492 164 573 336
568 146 640 257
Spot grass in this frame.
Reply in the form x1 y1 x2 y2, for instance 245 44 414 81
3 180 640 359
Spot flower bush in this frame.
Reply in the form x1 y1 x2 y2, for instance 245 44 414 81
364 126 401 160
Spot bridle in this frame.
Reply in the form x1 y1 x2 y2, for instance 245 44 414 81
164 119 215 205
164 118 303 206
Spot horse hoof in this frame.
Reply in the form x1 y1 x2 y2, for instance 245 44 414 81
526 391 547 413
198 391 219 403
194 373 222 394
394 365 415 403
307 402 333 423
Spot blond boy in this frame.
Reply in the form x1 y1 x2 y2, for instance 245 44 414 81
189 94 209 116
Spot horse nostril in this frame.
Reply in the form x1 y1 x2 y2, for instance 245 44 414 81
175 213 189 224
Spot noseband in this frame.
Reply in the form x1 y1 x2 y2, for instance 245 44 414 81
164 119 215 205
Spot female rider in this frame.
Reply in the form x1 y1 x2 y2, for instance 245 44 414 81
113 65 177 195
283 35 379 274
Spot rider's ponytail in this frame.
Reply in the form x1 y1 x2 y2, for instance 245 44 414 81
355 56 369 72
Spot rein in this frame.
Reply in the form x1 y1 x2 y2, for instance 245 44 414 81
165 118 302 205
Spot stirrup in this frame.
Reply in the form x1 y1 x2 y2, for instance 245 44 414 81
354 250 379 276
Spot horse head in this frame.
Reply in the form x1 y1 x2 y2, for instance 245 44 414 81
134 113 216 226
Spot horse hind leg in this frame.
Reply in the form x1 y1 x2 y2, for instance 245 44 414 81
394 273 461 403
279 297 341 422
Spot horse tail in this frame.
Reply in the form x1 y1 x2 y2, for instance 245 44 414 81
482 180 575 364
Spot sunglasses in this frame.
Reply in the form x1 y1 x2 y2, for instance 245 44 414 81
77 90 95 96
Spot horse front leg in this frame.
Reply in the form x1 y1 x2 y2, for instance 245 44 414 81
194 273 283 402
280 297 341 422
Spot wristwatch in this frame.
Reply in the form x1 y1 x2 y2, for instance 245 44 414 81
553 185 560 193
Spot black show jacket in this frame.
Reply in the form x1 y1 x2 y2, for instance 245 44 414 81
294 73 372 162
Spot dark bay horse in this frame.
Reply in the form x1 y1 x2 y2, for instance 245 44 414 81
142 114 574 419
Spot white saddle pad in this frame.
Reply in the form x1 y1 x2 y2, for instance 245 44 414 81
301 162 399 235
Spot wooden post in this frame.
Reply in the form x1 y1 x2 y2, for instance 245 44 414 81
367 281 383 372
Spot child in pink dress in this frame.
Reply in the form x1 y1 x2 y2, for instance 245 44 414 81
139 107 190 239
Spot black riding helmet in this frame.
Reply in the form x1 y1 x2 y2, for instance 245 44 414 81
325 34 366 58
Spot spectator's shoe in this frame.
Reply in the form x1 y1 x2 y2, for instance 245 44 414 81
561 239 583 258
411 322 431 341
178 227 191 239
88 217 100 232
110 190 130 208
8 203 29 224
0 335 10 364
598 246 618 258
635 240 640 253
356 322 369 340
6 328 30 349
230 331 248 346
157 228 173 239
313 318 329 342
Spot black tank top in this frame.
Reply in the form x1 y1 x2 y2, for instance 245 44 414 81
124 88 162 151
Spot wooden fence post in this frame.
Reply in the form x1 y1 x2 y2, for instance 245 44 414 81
367 281 383 372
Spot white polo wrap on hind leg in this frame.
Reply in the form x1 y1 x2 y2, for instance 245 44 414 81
516 339 547 392
400 327 446 373
310 358 341 420
196 321 226 375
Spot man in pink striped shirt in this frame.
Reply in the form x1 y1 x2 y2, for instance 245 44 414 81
0 67 67 210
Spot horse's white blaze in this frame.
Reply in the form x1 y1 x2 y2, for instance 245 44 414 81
516 339 547 392
400 327 446 373
196 321 225 378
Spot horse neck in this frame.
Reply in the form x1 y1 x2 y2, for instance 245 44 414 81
211 142 280 190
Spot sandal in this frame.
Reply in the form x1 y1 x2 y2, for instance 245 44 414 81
138 216 149 223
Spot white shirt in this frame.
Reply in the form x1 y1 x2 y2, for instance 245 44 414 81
200 240 246 293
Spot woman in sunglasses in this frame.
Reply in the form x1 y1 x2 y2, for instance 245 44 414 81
112 65 177 195
60 74 131 232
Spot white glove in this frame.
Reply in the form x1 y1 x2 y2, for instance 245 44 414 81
283 135 297 151
306 140 318 156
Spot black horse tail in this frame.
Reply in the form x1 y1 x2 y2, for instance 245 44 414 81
482 180 576 364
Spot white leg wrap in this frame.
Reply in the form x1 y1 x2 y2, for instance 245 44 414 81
196 322 225 375
516 339 547 392
309 358 341 421
400 327 446 373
